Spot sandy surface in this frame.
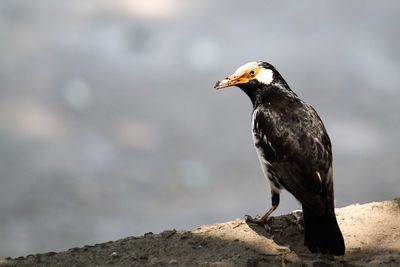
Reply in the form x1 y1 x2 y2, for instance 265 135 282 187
1 199 399 266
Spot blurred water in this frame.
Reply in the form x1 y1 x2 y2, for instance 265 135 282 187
0 0 399 257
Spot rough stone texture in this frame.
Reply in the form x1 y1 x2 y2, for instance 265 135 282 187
1 199 399 266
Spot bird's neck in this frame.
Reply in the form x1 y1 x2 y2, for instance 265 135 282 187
240 85 264 107
240 82 297 108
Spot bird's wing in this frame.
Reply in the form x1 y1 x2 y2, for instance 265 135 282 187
253 103 332 214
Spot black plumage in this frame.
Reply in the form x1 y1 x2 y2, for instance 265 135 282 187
214 61 345 255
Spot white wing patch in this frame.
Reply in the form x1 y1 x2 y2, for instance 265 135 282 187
316 171 322 184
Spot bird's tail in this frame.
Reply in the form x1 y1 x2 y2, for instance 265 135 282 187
302 205 345 255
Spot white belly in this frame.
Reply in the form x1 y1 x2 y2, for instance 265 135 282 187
251 108 281 193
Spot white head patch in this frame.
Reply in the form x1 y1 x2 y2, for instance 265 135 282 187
232 61 259 76
233 61 273 85
256 68 273 85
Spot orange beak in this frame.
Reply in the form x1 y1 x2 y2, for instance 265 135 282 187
214 76 250 90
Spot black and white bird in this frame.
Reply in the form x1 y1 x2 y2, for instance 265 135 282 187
214 61 345 255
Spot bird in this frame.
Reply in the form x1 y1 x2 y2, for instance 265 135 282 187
214 61 345 255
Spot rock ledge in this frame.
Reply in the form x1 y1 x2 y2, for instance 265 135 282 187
1 199 399 266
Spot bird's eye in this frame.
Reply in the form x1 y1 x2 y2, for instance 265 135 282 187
249 70 256 76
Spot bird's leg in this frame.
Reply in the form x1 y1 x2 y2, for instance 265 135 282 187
246 191 280 225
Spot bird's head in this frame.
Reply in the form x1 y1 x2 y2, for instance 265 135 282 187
214 61 275 90
214 61 292 105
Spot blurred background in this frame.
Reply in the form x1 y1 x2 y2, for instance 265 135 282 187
1 0 399 258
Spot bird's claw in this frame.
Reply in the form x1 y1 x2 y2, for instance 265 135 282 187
245 215 266 225
245 215 272 233
296 215 304 231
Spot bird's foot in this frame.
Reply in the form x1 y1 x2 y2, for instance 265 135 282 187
297 216 304 231
291 211 304 231
245 215 271 232
245 214 268 225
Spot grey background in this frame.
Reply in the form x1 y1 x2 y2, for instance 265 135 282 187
1 0 399 257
